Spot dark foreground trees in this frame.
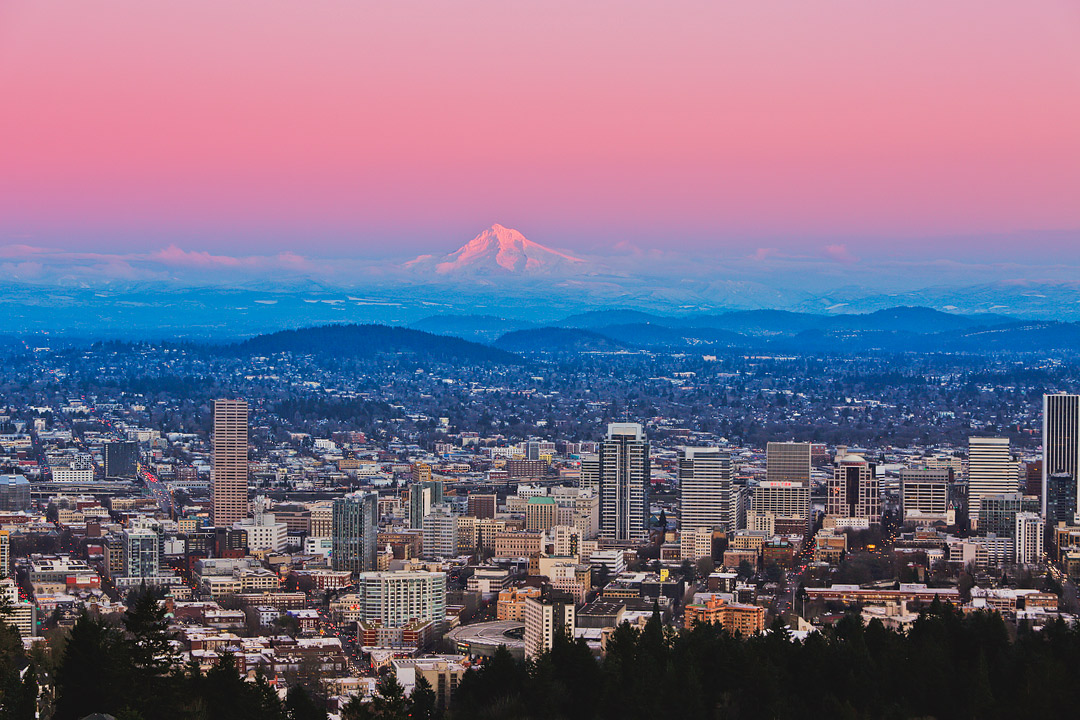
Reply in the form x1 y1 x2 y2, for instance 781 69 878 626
48 588 323 720
20 595 1080 720
452 602 1080 720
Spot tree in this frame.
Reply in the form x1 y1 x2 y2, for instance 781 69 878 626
680 559 697 585
0 606 35 720
274 612 301 637
53 614 124 720
343 673 408 720
285 684 327 720
124 587 176 679
408 674 438 720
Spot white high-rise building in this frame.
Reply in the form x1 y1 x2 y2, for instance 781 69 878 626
422 504 458 558
523 593 576 659
750 481 810 534
1014 511 1045 565
1043 393 1080 519
900 468 952 525
968 437 1013 528
678 447 732 532
599 423 650 544
579 454 600 493
235 512 288 553
354 570 446 628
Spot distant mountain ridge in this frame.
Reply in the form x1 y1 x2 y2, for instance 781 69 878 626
463 306 1080 354
412 306 1016 343
233 324 522 364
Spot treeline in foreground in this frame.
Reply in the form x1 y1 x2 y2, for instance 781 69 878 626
454 599 1080 720
5 597 1080 720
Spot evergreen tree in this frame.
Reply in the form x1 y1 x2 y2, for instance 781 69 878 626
54 614 125 720
408 674 438 720
286 684 328 720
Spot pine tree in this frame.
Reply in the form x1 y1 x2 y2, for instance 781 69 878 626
53 614 125 720
408 675 438 720
286 684 328 720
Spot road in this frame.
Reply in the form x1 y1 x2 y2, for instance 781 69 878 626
142 468 175 515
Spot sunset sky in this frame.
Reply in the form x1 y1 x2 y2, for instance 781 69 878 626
2 1 1078 263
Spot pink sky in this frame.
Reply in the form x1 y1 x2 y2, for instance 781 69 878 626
1 1 1079 258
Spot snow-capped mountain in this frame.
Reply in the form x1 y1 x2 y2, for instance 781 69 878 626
406 224 587 275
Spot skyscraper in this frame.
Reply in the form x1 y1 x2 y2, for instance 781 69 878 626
827 453 880 524
123 527 161 579
409 479 444 530
757 441 813 534
104 440 139 479
1014 512 1045 565
678 447 732 532
211 399 249 528
766 442 812 484
332 491 379 575
422 503 458 558
1045 473 1077 527
1043 393 1080 519
968 437 1013 528
353 570 446 629
599 423 650 544
579 454 600 492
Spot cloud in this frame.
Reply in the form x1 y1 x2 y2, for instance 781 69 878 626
275 251 310 269
823 244 858 264
0 244 52 259
152 245 247 267
149 245 312 271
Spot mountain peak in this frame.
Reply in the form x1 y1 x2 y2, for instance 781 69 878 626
410 224 586 275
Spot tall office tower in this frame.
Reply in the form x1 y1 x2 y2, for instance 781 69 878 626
678 447 733 532
1045 473 1078 527
579 454 600 492
104 440 139 479
979 492 1040 537
422 504 458 558
749 481 811 535
211 399 249 528
0 531 9 577
409 480 444 529
1043 393 1080 519
827 454 881 524
332 491 379 575
766 442 812 483
467 493 497 519
900 468 953 525
599 423 650 544
968 437 1013 528
1014 512 1045 565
